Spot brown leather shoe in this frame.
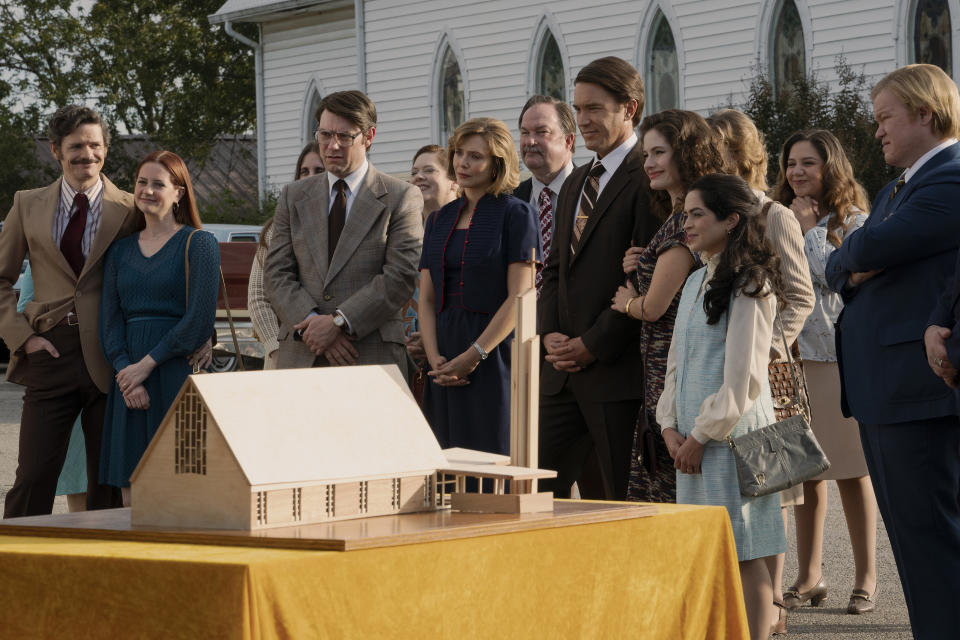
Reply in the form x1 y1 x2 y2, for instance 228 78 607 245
847 589 876 614
771 600 787 635
783 577 828 609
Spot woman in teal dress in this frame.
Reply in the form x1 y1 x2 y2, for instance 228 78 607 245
99 151 219 504
657 174 785 640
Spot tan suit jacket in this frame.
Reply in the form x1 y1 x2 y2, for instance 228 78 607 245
0 176 138 392
265 163 423 370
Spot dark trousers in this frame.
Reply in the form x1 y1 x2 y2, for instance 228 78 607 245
538 381 639 500
3 325 119 518
859 417 960 640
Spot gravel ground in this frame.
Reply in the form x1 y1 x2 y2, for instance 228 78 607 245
0 377 914 638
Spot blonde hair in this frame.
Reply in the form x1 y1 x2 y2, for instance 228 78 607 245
706 109 769 191
446 118 520 196
871 64 960 139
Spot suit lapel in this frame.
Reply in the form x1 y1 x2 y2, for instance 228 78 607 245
555 164 590 268
327 165 386 283
295 174 331 282
34 178 79 280
571 145 643 265
887 142 960 218
81 175 129 280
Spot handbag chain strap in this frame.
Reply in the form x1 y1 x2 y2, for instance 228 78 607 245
185 230 245 372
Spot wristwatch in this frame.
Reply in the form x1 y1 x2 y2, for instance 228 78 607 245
332 312 346 329
472 341 488 360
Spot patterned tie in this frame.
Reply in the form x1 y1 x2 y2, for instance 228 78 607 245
60 192 88 276
328 179 347 265
535 186 553 295
890 173 906 200
571 160 605 258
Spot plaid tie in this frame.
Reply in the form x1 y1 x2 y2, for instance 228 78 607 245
571 160 605 258
890 173 906 200
535 186 552 295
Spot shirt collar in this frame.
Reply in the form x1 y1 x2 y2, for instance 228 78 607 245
61 175 104 204
597 133 638 176
328 159 368 199
531 161 574 197
905 138 958 183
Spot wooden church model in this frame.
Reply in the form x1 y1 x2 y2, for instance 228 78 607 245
130 365 449 530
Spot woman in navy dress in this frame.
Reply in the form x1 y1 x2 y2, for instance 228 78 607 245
418 118 541 454
99 151 219 504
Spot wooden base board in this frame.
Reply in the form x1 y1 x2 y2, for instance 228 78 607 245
0 500 657 551
451 491 554 514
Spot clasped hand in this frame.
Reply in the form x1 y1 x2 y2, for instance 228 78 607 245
925 325 958 388
428 349 480 386
789 196 819 234
662 428 704 474
543 332 595 372
611 281 639 315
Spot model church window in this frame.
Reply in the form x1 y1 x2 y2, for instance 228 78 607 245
439 45 465 144
771 0 806 98
912 0 953 76
175 387 206 475
647 10 679 113
536 31 565 100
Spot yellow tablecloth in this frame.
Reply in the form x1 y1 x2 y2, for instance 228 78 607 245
0 503 747 639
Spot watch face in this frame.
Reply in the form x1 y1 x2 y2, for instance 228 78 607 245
333 315 345 327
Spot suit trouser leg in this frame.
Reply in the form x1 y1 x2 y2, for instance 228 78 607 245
859 417 960 640
539 385 593 499
574 391 639 501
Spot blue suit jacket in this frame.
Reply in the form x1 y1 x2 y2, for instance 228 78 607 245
826 142 960 424
928 246 960 404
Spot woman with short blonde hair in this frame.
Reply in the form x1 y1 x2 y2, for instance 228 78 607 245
419 118 540 455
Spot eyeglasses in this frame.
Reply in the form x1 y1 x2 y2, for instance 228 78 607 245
315 128 364 146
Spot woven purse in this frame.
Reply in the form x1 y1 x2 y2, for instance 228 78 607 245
727 313 830 497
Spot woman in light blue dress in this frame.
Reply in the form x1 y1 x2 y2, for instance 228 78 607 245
17 265 87 512
657 174 786 640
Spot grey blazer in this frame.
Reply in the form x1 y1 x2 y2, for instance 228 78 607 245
264 163 423 371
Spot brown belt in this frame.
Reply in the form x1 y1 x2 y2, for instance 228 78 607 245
56 312 79 327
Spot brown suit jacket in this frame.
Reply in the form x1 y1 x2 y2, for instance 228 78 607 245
538 143 658 401
0 176 138 392
265 163 423 371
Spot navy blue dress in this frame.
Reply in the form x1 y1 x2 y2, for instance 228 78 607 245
420 193 540 455
99 226 220 487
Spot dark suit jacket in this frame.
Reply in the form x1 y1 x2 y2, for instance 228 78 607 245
928 248 960 404
513 178 533 204
538 144 657 401
827 142 960 424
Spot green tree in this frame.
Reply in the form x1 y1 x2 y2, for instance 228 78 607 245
740 56 898 200
0 0 258 219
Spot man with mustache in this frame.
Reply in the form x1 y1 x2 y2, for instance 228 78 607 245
0 105 140 517
514 95 576 296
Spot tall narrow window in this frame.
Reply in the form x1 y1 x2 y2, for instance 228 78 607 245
771 0 806 98
304 90 322 145
647 10 679 113
439 46 465 144
536 31 565 100
913 0 952 76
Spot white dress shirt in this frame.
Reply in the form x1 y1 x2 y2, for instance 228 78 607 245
529 161 575 212
327 159 369 221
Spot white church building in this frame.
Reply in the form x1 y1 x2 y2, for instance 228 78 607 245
209 0 956 200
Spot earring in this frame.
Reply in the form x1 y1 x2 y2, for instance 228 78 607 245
173 201 180 214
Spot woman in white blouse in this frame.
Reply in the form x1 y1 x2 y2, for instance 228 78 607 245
658 173 785 640
772 129 878 615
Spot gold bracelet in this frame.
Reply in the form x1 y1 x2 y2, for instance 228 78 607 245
624 296 638 317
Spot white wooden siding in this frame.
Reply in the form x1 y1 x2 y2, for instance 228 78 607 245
262 10 357 190
252 0 912 178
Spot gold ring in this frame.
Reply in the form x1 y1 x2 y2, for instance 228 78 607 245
937 357 944 367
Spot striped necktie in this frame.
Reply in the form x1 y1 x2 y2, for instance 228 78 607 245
535 186 552 295
889 173 906 200
571 160 605 258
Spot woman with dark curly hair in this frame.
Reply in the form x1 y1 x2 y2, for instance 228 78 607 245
773 129 877 615
610 109 724 502
657 173 785 640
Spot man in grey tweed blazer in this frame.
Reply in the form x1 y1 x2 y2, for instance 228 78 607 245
265 90 423 373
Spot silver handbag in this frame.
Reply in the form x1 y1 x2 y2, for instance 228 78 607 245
728 314 830 497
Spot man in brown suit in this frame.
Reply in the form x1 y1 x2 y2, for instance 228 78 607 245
0 106 140 517
538 57 657 500
265 91 422 372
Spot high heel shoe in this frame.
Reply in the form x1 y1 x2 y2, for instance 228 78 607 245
771 600 787 635
782 578 828 609
847 588 876 614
